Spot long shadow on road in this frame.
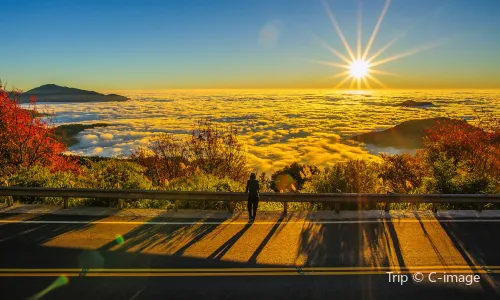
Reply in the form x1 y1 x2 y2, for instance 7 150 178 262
439 220 500 295
0 213 105 246
2 211 500 299
248 216 285 264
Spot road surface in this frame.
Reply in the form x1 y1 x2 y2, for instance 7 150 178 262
0 210 499 300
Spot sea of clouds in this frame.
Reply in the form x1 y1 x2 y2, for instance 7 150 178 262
36 89 500 174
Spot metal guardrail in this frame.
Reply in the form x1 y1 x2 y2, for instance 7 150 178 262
1 187 499 214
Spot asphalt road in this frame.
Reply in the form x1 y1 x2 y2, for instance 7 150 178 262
1 213 500 300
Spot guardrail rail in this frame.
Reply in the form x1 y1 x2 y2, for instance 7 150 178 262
1 187 499 214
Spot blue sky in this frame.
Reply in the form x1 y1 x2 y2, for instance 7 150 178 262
1 0 499 90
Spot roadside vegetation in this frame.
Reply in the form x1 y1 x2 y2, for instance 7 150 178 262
1 83 499 210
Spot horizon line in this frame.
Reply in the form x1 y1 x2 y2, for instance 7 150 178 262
96 87 500 92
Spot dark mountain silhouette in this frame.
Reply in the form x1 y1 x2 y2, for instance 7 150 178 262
55 123 109 147
19 84 129 103
397 100 435 107
349 117 475 149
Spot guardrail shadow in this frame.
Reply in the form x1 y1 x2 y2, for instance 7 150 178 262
0 212 107 247
247 216 285 264
296 216 406 269
95 213 294 267
438 219 500 295
2 209 499 299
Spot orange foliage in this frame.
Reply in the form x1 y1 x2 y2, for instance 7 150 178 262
424 119 500 177
0 85 79 176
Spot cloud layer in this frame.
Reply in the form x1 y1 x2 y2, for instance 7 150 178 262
35 89 500 174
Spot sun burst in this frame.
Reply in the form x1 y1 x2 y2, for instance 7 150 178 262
349 59 370 79
314 0 443 90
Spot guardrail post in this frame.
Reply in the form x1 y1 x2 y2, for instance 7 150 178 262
174 200 179 212
7 195 14 207
384 202 390 212
283 202 288 215
4 181 14 207
334 203 340 213
63 197 69 209
118 199 125 209
477 192 487 212
384 191 393 212
227 201 234 213
432 203 438 213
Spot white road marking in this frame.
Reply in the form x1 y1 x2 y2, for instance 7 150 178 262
129 288 144 300
1 219 500 225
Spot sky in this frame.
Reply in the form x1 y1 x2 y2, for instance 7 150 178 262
1 0 499 91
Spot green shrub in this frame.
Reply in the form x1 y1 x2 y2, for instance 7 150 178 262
6 166 78 204
378 153 428 194
77 159 154 207
303 160 380 194
81 159 153 190
302 160 381 210
166 172 244 209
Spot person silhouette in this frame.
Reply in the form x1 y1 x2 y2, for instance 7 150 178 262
245 173 260 222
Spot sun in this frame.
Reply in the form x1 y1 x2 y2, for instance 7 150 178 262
349 59 369 79
312 0 443 89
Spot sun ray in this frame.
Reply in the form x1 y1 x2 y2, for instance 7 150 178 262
306 31 353 64
369 69 399 77
357 0 363 59
366 35 400 63
321 0 356 61
366 3 450 64
349 77 357 89
369 40 445 68
357 77 361 90
316 71 351 84
309 59 350 69
362 0 391 61
366 74 387 88
334 75 353 89
362 76 371 89
328 70 351 80
314 38 352 64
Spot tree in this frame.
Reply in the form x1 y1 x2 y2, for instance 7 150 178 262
0 83 78 177
130 134 192 186
188 120 248 181
304 160 380 194
378 152 427 193
422 119 500 193
258 172 272 192
270 162 320 192
131 119 248 185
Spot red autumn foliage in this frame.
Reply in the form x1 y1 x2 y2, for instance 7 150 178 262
423 119 500 177
0 85 79 176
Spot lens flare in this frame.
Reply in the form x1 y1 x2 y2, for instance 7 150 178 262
274 173 297 193
78 250 105 270
29 275 69 300
115 234 125 245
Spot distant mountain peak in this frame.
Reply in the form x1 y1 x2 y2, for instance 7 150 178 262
19 84 129 103
349 117 475 149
